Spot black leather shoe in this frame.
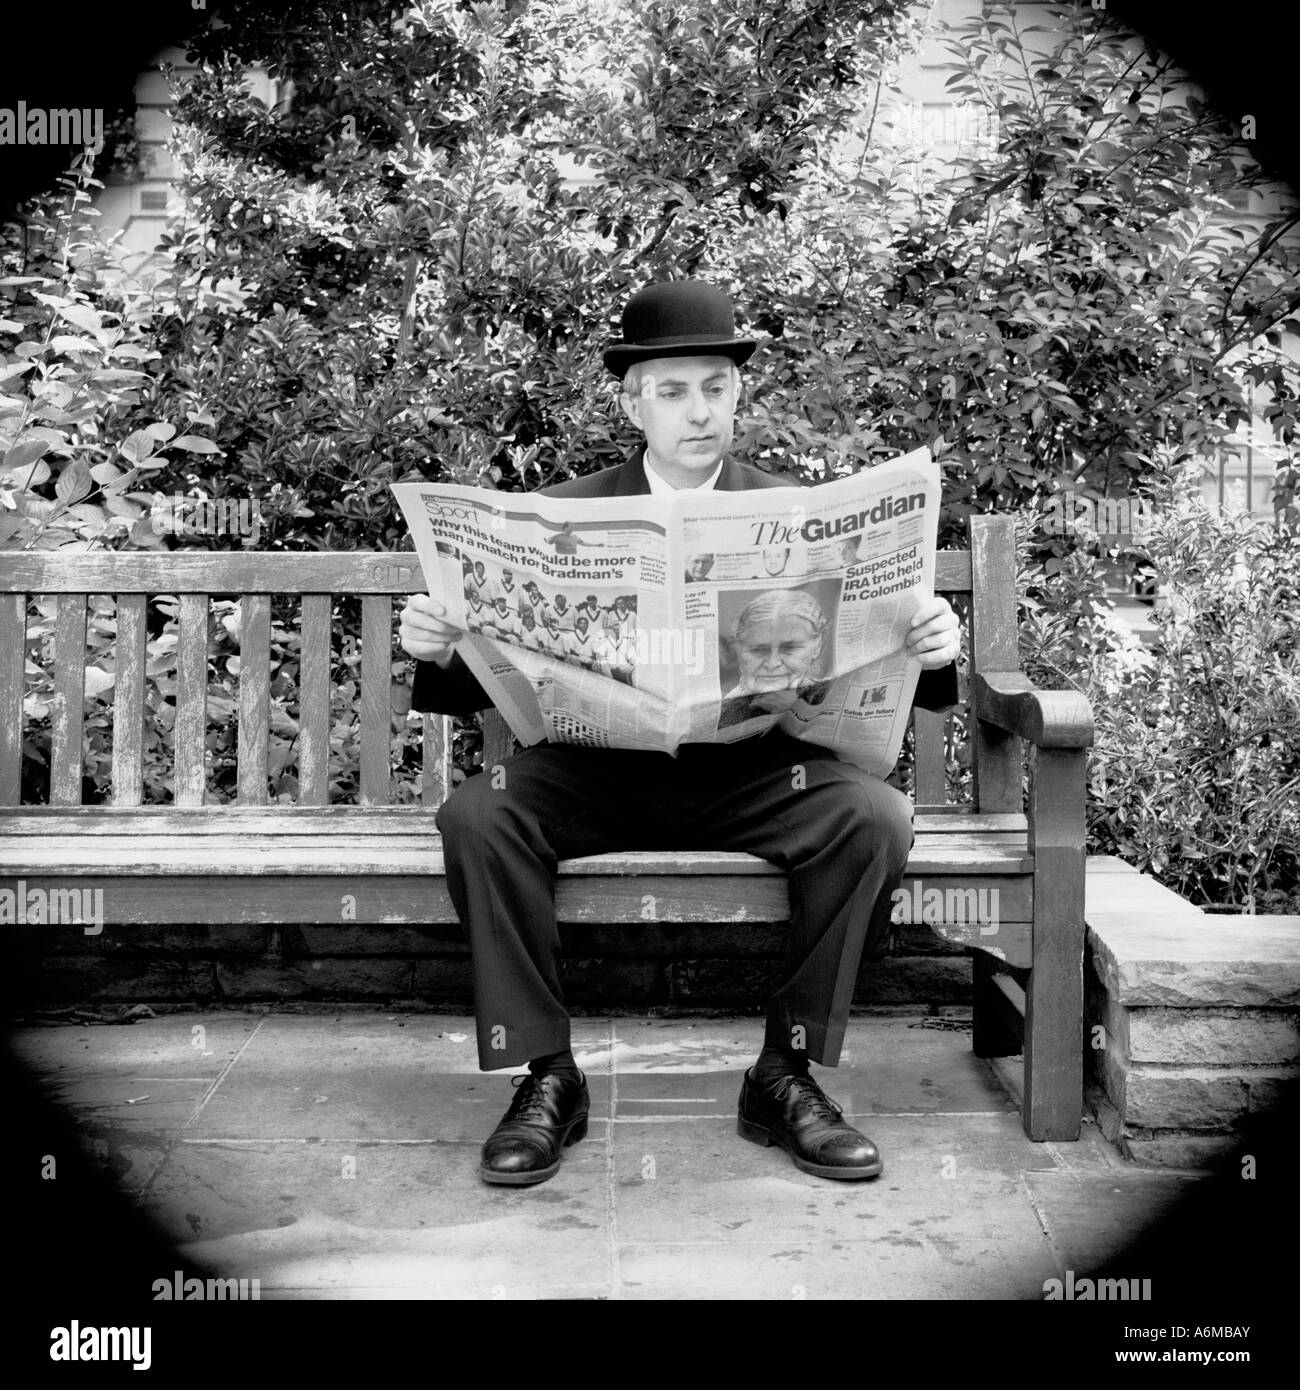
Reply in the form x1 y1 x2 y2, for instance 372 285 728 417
480 1071 589 1186
738 1068 883 1180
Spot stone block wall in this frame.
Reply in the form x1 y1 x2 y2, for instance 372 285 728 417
6 918 971 1013
1085 857 1300 1167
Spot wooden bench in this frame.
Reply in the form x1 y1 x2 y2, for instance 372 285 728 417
0 514 1093 1140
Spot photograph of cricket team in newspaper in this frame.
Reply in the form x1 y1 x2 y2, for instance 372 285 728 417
392 446 939 774
450 549 639 685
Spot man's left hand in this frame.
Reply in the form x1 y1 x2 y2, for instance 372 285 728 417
906 596 960 669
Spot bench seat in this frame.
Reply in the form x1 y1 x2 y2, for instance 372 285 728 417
0 808 1034 964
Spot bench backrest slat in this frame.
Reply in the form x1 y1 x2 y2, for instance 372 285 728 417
934 552 971 591
421 714 452 807
482 711 515 772
911 707 947 805
969 515 1022 813
111 593 148 807
0 553 424 593
175 594 209 806
359 595 392 805
0 593 24 804
4 551 970 595
51 595 88 805
237 594 272 806
298 594 333 806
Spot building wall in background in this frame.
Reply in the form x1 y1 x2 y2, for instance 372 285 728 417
95 50 285 264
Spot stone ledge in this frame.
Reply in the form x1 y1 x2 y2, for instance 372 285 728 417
1087 859 1300 1007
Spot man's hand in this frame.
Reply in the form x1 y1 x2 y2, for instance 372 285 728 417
906 595 960 669
399 594 464 667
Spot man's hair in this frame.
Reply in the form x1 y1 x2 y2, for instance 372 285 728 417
732 589 827 644
621 360 742 400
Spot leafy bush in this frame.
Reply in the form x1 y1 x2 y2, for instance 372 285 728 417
1020 483 1300 911
0 159 219 555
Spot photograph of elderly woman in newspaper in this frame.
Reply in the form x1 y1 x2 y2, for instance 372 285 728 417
715 579 840 729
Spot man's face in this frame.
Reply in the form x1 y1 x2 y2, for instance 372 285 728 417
735 617 823 693
501 571 514 588
687 554 713 581
576 616 588 634
762 547 789 576
554 595 567 612
474 564 486 580
621 355 738 481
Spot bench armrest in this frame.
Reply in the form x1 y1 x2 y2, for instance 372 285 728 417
972 671 1094 749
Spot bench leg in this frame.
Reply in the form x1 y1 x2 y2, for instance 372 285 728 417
1023 926 1084 1141
1022 747 1086 1142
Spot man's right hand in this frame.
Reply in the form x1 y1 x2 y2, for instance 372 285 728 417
399 594 464 667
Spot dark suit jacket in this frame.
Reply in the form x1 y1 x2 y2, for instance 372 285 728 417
410 445 959 717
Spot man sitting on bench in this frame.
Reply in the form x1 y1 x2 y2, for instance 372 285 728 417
400 281 960 1186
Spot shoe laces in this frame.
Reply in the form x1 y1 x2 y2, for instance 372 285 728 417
510 1072 553 1122
770 1072 843 1121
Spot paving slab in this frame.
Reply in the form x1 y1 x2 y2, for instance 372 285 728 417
9 1015 263 1191
9 1014 261 1136
183 1014 613 1143
177 1208 614 1299
150 1141 612 1297
610 1112 1061 1298
6 1009 1227 1300
9 1014 261 1075
1023 1169 1202 1274
610 1017 1016 1119
615 1237 1056 1300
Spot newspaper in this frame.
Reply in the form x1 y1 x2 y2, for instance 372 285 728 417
391 446 939 776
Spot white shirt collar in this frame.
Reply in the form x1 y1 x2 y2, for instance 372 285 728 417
643 452 725 496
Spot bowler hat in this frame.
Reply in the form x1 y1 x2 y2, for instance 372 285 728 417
603 280 757 377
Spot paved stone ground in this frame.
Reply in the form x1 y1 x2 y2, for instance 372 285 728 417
13 1008 1270 1304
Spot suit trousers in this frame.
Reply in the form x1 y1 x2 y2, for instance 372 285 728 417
435 730 915 1071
